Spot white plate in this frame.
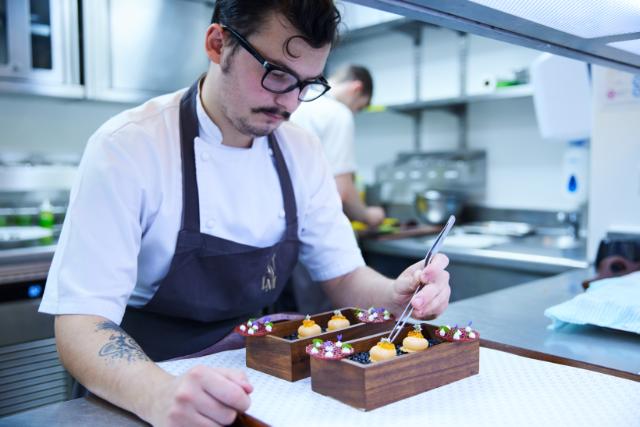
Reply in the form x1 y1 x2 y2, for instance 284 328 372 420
460 221 534 237
425 234 509 249
0 226 53 242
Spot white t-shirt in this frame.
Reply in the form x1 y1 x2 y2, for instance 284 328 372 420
291 95 357 176
39 88 365 325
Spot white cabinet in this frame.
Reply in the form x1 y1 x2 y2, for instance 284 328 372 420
0 0 81 97
82 0 212 103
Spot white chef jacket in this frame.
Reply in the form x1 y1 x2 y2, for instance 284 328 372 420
290 94 357 176
39 87 365 324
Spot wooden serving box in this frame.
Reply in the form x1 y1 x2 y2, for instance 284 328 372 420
310 323 479 410
245 307 393 382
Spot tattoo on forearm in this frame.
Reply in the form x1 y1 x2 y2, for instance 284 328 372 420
95 321 150 363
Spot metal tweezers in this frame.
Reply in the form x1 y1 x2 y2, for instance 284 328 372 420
387 215 456 343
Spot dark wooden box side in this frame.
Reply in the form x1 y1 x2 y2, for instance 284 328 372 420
245 336 295 380
310 324 480 411
310 356 366 409
246 308 393 382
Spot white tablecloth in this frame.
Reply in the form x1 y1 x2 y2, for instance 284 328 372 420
159 347 640 427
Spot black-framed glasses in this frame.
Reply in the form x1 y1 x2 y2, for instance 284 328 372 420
221 24 330 102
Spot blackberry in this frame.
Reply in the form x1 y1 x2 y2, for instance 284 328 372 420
428 339 442 347
395 344 407 356
348 351 371 365
283 333 298 340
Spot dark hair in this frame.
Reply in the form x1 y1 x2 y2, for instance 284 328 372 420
331 64 374 99
211 0 341 55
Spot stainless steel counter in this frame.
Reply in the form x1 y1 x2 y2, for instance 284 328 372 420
436 268 640 376
2 268 638 426
0 245 55 266
362 233 589 274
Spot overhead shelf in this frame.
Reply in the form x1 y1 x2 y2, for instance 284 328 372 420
340 17 426 43
348 0 640 75
367 84 533 115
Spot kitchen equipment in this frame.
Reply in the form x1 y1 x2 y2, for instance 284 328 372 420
388 215 455 343
373 151 485 223
582 236 640 289
414 190 464 225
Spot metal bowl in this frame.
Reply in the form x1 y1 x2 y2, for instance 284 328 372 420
414 190 464 225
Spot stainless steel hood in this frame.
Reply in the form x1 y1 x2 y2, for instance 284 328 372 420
348 0 640 74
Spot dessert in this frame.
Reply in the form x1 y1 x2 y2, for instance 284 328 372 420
234 318 273 337
436 322 479 342
327 310 351 331
356 307 393 323
298 314 322 338
305 334 354 360
369 338 396 362
400 323 429 353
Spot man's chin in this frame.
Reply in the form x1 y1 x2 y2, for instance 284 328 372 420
246 122 281 137
235 116 285 137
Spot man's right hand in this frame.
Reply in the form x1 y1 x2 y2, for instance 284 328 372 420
364 206 386 228
153 366 253 427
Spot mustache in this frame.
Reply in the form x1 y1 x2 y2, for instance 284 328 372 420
252 107 291 120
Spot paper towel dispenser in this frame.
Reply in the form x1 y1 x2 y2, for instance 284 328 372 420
530 54 592 141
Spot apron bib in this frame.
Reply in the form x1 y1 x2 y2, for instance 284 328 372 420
120 80 300 361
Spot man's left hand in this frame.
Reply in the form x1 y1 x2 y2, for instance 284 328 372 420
387 254 451 320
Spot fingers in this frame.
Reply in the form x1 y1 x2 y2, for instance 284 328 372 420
173 383 234 426
175 366 252 426
199 368 252 413
411 267 451 317
421 253 449 283
217 367 253 394
412 278 451 319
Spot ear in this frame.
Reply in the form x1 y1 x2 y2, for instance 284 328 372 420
350 80 364 96
205 23 225 64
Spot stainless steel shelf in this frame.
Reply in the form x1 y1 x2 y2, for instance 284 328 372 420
368 84 533 115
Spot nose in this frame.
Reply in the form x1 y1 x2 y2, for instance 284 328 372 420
274 89 301 115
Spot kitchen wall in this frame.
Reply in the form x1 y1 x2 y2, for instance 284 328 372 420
588 66 640 259
329 6 572 211
1 4 580 214
0 94 130 157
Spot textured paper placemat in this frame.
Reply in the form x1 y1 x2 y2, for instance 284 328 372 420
159 347 640 427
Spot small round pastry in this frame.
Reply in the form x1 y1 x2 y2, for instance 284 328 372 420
369 338 396 363
327 310 351 331
400 324 429 353
298 315 322 338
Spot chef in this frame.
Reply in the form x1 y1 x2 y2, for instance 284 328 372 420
39 1 451 426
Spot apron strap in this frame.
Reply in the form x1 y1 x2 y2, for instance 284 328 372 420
179 81 201 232
268 134 299 239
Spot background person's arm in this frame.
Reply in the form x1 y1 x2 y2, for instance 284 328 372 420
335 172 385 228
55 314 252 426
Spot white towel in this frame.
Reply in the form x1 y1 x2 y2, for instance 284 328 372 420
544 271 640 334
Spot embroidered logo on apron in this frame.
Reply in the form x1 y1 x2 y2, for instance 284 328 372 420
261 254 277 292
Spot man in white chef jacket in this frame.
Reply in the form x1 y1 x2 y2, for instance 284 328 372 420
289 64 387 314
39 1 452 425
292 64 385 228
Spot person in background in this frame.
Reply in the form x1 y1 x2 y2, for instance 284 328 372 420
39 2 451 426
292 64 385 228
